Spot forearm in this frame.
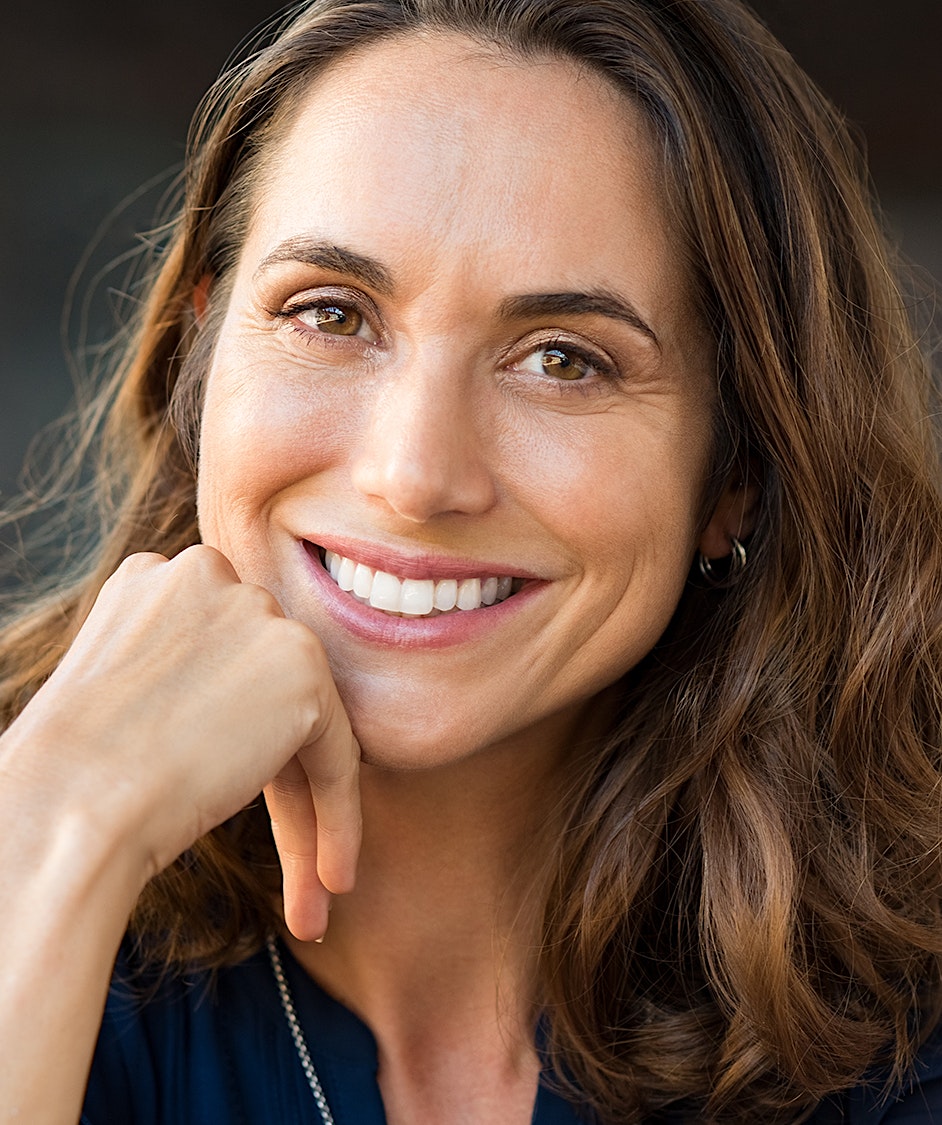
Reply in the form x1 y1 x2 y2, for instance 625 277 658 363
0 739 148 1125
0 547 362 1120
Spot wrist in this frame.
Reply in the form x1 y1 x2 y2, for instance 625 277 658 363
0 722 155 912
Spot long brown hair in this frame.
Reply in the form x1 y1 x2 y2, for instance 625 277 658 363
3 1 941 1121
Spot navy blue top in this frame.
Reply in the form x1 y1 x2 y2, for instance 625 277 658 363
82 940 942 1124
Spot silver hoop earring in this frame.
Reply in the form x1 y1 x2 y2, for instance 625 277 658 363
697 536 747 587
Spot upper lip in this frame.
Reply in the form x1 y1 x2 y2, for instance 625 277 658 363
303 536 544 582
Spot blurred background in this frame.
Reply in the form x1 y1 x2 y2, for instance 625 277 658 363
1 0 940 502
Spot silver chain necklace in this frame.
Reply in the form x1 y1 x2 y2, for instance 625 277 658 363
266 934 337 1125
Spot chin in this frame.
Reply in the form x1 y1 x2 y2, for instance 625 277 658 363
328 660 496 771
349 709 487 773
355 742 445 773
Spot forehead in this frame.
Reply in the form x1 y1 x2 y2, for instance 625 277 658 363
243 32 691 330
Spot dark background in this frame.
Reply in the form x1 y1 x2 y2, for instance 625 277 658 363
2 0 940 501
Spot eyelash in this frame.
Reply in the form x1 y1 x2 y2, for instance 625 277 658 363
538 337 616 380
272 294 621 393
274 292 379 347
504 336 622 402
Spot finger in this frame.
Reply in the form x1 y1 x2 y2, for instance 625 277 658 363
295 666 362 898
264 762 330 942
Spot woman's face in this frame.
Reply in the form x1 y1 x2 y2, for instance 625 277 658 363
197 33 727 768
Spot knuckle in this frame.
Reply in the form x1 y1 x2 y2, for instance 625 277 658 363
309 746 360 795
98 552 168 605
238 581 281 616
267 775 310 803
176 543 235 579
281 619 327 663
272 843 318 865
112 551 167 578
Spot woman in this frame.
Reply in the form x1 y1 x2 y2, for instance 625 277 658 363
2 0 941 1122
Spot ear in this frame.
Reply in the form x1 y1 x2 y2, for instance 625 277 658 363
698 473 760 560
192 274 213 325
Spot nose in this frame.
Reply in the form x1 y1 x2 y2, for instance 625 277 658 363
349 351 498 523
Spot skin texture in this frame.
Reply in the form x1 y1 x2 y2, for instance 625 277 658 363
193 34 750 1123
197 33 735 775
0 545 361 1124
0 32 751 1125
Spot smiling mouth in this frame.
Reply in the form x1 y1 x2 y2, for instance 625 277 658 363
316 546 525 618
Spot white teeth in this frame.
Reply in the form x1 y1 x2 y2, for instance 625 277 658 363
353 563 373 598
369 570 402 612
401 578 434 615
319 549 519 618
456 578 481 611
433 578 458 611
337 555 356 591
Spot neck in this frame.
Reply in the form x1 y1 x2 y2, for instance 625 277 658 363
282 703 606 1031
281 704 612 1124
291 747 554 996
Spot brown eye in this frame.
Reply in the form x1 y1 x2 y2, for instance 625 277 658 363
539 346 590 380
299 304 364 336
512 338 616 389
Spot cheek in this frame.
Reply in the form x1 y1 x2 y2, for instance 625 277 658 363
503 407 710 575
195 353 352 557
527 420 707 696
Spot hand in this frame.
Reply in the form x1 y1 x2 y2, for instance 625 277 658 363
4 544 360 938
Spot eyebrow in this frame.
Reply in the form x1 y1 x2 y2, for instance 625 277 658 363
255 238 658 347
498 291 659 348
254 237 395 294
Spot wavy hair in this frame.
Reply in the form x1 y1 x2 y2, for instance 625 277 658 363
2 1 942 1121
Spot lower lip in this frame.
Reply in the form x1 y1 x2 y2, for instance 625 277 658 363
300 542 545 649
